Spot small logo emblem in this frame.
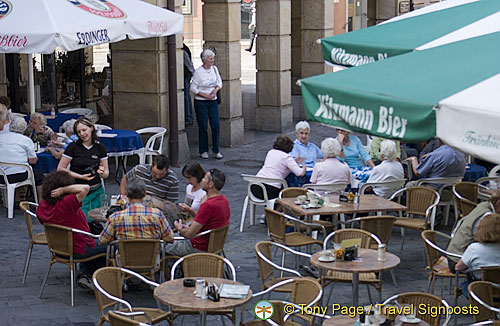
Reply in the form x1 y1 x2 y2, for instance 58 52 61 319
67 0 126 19
254 300 274 321
0 0 13 20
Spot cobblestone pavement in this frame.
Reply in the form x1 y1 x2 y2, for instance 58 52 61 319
0 43 475 325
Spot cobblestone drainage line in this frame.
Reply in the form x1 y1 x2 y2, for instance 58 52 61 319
223 159 263 169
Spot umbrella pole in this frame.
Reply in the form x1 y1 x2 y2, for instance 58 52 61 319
28 54 35 114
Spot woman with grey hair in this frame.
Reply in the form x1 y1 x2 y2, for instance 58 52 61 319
190 49 223 159
46 119 78 159
310 137 351 185
24 112 56 146
9 117 27 134
365 139 404 198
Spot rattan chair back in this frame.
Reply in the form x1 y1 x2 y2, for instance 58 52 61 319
396 292 445 325
255 241 275 286
20 202 38 240
93 267 124 313
327 229 375 249
289 278 322 324
407 187 439 217
265 208 287 244
118 239 160 274
359 216 396 246
280 187 307 199
182 253 225 278
469 281 497 322
108 311 152 326
206 224 229 255
481 267 500 308
44 223 74 258
421 230 439 267
454 182 479 220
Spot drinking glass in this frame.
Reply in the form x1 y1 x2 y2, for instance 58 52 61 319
100 194 110 218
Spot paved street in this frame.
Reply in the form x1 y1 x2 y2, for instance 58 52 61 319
0 43 476 325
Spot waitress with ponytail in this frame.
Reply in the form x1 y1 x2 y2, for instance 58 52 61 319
57 117 109 221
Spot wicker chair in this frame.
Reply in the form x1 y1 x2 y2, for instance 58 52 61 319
302 183 348 193
19 201 47 284
254 241 314 294
382 292 451 326
93 267 170 326
322 229 383 303
482 266 500 307
390 186 440 250
416 176 462 226
169 253 237 324
359 179 406 199
107 239 164 283
420 230 466 295
279 188 335 233
470 322 500 326
453 182 485 223
39 223 107 306
242 278 323 326
108 311 152 326
469 281 500 323
265 208 324 248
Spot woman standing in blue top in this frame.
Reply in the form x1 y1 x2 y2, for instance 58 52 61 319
337 127 375 169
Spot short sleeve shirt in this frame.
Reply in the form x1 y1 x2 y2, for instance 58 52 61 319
126 164 179 202
190 195 230 251
290 139 324 168
63 141 108 186
36 194 95 255
185 184 206 212
417 145 466 178
0 132 37 175
461 242 500 271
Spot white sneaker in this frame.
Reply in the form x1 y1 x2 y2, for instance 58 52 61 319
200 152 209 159
214 152 223 159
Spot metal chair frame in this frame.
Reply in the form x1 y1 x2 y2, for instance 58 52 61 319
19 201 46 284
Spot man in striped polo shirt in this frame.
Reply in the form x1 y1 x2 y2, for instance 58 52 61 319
120 155 179 223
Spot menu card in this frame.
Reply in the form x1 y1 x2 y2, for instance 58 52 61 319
218 284 250 299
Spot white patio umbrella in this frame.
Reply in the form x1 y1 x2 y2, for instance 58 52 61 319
0 0 184 112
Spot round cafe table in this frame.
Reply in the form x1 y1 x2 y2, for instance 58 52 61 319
154 277 252 326
311 249 400 307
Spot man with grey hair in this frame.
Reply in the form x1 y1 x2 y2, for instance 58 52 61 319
24 112 56 146
0 117 43 200
365 140 404 198
99 177 173 244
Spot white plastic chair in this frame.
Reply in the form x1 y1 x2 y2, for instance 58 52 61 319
95 124 112 131
416 176 463 226
240 174 287 232
0 162 38 219
134 127 166 165
60 108 93 117
359 179 406 199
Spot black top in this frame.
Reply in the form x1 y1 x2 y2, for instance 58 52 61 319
63 140 108 186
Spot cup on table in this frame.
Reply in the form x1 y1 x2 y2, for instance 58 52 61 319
296 195 307 204
310 198 320 206
402 304 416 320
306 192 316 201
320 250 333 260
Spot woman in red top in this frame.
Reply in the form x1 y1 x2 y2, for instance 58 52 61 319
37 170 106 289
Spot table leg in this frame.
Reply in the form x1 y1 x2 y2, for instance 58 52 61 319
352 272 359 307
114 156 127 184
200 311 207 326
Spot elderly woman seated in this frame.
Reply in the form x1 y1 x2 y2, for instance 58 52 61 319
45 119 78 160
24 112 56 146
310 137 351 185
365 140 404 198
0 117 43 199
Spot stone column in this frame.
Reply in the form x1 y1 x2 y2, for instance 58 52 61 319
291 0 302 119
0 55 7 96
203 0 244 147
112 0 189 163
301 0 334 80
255 0 293 132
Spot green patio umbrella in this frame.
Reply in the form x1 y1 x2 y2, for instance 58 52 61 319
321 0 500 67
301 32 500 163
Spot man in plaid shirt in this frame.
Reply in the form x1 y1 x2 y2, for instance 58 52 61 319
99 178 174 244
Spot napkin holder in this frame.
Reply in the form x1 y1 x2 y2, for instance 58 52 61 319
344 245 357 261
207 284 220 302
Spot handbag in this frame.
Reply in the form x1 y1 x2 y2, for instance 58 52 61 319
216 90 221 104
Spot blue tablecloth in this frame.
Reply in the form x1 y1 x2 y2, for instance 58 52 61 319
36 151 59 174
100 129 143 155
24 112 80 132
464 164 488 182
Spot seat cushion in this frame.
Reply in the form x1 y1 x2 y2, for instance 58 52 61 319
394 218 426 230
285 233 323 247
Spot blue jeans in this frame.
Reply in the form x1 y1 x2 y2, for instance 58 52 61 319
194 99 220 154
184 77 193 124
74 239 107 277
